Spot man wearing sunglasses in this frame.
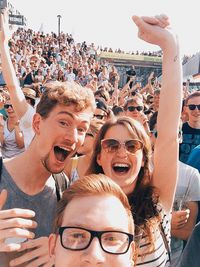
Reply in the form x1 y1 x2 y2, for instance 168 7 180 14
180 92 200 163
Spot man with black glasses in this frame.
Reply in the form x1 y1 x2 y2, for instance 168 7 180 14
49 174 135 267
180 92 200 163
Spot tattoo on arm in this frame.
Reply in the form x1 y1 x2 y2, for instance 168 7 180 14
174 55 178 62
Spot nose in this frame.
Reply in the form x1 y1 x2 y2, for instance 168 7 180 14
64 127 78 144
116 143 128 157
81 237 106 265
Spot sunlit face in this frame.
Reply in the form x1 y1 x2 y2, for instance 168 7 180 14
185 96 200 124
94 108 107 121
97 125 143 195
77 133 94 156
125 99 144 120
49 195 134 267
33 104 93 174
4 101 15 117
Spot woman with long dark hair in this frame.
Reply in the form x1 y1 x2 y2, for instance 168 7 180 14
87 14 182 266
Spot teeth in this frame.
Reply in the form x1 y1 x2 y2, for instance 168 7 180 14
113 163 129 167
59 146 70 151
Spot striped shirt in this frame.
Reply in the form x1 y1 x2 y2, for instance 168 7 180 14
136 206 171 267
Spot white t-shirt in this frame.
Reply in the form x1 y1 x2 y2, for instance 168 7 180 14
19 105 35 149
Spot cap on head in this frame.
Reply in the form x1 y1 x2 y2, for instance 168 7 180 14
22 88 36 100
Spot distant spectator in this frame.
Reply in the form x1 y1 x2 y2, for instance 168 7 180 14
179 92 200 163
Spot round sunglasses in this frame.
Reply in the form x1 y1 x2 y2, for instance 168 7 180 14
101 139 143 154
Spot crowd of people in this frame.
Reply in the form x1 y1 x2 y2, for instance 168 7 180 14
0 9 200 267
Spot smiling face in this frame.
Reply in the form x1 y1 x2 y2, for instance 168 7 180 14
185 96 200 125
4 101 15 118
33 104 93 174
97 125 143 195
49 195 134 267
77 133 94 156
125 99 144 120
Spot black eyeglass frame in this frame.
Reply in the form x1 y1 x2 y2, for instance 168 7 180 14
59 226 134 255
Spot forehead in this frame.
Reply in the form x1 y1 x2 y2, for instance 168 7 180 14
50 104 93 123
62 195 129 231
128 98 143 106
104 124 134 140
187 96 200 104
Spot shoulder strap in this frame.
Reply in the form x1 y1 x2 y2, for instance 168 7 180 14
159 223 171 263
52 172 69 201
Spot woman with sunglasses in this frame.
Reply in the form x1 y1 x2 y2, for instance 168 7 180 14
49 174 135 267
87 14 182 267
0 101 24 158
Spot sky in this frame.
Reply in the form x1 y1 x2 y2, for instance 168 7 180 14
9 0 200 56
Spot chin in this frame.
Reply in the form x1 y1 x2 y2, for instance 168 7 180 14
43 159 65 174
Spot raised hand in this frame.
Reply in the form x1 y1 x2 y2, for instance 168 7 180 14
0 9 11 43
132 14 177 50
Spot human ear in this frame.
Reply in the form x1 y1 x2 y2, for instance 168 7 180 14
96 153 102 166
32 113 42 135
48 234 56 261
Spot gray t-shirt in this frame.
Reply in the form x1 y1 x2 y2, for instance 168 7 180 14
0 164 57 267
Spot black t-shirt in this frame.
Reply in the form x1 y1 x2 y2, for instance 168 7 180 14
126 69 136 85
179 122 200 163
23 72 34 85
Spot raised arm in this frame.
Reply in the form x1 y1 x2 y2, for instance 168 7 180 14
133 15 182 212
0 10 29 118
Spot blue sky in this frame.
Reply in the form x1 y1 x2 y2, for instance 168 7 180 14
10 0 200 56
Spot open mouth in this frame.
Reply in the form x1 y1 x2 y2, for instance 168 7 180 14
54 146 71 162
112 163 131 174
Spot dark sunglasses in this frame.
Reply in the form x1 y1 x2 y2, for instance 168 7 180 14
101 139 143 154
187 104 200 111
127 106 143 112
4 104 13 109
94 114 105 120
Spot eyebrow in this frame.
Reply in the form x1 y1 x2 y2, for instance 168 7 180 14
63 223 127 232
57 111 91 123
